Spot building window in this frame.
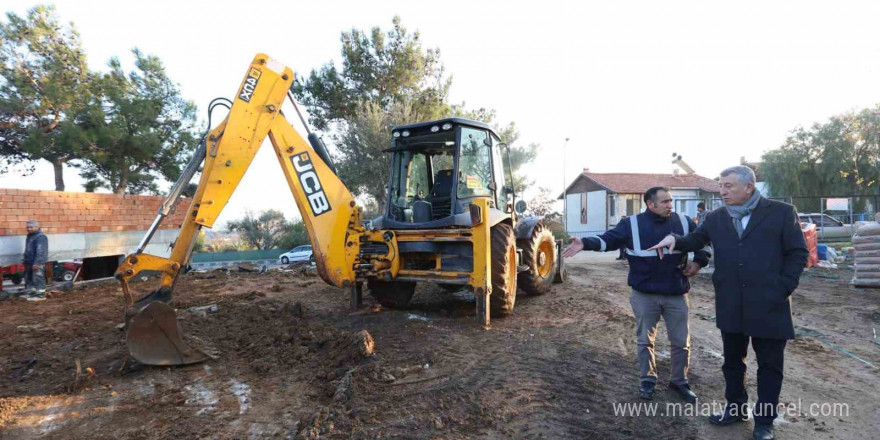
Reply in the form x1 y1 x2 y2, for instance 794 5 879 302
607 195 616 217
580 193 588 224
624 195 642 216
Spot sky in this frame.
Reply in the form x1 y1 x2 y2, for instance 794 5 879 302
2 0 879 227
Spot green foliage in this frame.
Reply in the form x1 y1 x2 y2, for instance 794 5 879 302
226 209 292 250
293 17 450 207
71 49 198 194
526 187 559 217
0 5 91 186
280 219 310 250
292 16 540 208
191 229 206 253
451 105 538 194
762 107 880 199
292 16 450 131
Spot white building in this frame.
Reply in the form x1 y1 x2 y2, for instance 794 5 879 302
559 171 722 238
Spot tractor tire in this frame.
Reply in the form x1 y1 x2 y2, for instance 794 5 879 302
368 280 416 308
61 270 76 282
517 222 557 295
10 274 22 285
489 223 517 317
553 239 567 284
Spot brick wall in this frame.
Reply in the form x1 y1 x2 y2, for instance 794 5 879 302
0 189 189 236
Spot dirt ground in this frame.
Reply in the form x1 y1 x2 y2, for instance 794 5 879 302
1 253 878 439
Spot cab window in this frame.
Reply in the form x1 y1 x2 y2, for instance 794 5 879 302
457 127 493 198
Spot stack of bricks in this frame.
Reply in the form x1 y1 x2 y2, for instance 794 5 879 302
0 189 189 236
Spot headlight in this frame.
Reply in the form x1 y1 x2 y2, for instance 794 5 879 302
392 131 400 138
442 123 452 130
431 125 439 133
402 130 410 137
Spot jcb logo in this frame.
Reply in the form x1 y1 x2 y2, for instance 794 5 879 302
238 68 261 102
291 152 332 216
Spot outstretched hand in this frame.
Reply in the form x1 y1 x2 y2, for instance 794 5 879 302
562 237 584 258
647 235 676 260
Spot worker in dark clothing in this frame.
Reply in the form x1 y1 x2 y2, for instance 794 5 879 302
696 202 708 225
23 219 49 302
563 187 710 403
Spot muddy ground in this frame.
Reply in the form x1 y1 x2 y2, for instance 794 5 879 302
1 253 878 439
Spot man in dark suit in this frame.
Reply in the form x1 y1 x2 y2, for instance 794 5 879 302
650 166 808 440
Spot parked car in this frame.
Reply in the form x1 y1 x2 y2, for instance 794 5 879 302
798 213 854 241
278 245 314 264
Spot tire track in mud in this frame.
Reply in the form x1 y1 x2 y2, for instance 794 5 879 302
345 261 693 439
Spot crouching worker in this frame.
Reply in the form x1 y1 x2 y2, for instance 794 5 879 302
563 187 709 403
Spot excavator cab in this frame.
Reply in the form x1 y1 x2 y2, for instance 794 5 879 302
362 118 562 314
380 118 513 228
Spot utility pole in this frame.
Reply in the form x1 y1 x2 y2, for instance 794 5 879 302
561 137 570 235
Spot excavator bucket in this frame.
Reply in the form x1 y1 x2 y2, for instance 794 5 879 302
126 302 208 366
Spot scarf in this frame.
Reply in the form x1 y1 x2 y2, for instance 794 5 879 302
726 190 762 238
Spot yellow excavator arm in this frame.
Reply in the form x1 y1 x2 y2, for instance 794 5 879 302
114 54 399 365
114 53 496 366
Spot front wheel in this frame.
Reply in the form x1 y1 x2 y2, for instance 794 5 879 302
62 271 76 282
281 256 289 264
517 222 556 295
489 223 517 316
10 274 22 285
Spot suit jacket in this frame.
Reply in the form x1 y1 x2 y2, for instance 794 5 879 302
674 197 808 339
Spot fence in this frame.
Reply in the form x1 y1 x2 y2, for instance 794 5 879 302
191 249 286 263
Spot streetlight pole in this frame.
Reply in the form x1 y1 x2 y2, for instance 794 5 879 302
561 137 570 236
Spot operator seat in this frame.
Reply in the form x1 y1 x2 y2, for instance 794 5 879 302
429 170 454 219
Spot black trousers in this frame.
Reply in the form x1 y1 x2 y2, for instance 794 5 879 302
721 332 787 426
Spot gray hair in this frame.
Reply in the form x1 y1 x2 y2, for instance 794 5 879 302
720 165 756 186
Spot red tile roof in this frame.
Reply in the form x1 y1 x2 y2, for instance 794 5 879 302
572 172 721 195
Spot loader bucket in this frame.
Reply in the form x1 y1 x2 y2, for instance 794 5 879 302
126 302 208 366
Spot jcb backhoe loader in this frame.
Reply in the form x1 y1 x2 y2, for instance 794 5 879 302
115 54 564 366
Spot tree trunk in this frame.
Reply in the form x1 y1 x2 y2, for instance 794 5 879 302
115 169 129 194
52 159 65 191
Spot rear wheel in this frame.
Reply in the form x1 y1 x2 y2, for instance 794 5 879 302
368 280 416 308
517 222 556 295
10 274 22 285
489 223 517 316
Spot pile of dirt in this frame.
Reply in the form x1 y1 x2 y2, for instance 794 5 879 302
189 300 374 376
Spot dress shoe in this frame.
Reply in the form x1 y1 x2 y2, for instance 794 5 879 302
668 382 697 404
708 403 749 425
753 424 774 440
638 381 656 400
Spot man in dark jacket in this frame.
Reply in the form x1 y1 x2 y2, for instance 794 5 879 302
563 187 709 403
23 220 49 302
650 166 808 440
